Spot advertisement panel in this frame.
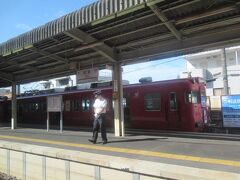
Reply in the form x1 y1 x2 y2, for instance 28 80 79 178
222 95 240 128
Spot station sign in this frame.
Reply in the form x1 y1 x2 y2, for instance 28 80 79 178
222 95 240 128
47 95 63 112
76 68 99 84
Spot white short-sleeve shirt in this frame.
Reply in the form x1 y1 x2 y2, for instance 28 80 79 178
93 98 107 117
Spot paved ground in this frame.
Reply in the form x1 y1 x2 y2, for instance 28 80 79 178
0 127 240 174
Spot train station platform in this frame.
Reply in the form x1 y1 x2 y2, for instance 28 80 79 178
0 127 240 179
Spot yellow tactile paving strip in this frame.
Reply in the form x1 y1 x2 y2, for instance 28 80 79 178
0 135 240 168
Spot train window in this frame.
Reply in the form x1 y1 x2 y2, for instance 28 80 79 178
29 104 33 112
70 100 74 112
42 102 47 112
185 91 199 104
82 99 90 111
82 100 86 110
191 91 199 103
35 103 39 111
31 103 34 112
144 93 160 111
86 100 90 110
186 92 191 103
73 100 80 111
169 92 177 111
18 103 24 113
24 104 28 112
65 100 71 112
122 98 127 108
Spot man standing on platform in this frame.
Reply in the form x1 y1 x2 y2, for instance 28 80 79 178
88 90 108 144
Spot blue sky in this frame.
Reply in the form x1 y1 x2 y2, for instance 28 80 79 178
0 0 186 90
0 0 96 43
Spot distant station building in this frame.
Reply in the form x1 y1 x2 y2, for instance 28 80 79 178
0 88 11 97
180 47 240 126
181 46 240 96
39 71 113 90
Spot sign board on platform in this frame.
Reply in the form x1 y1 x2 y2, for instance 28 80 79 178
222 95 240 128
47 95 62 112
76 68 99 84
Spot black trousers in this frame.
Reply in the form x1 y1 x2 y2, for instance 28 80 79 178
92 114 107 142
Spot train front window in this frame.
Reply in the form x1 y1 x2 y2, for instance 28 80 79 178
185 91 199 104
169 92 177 111
191 91 199 103
144 93 160 111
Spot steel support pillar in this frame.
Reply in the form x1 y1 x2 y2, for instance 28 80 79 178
112 63 125 137
222 48 229 95
11 82 17 129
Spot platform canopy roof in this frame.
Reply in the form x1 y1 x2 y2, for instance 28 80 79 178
0 0 240 87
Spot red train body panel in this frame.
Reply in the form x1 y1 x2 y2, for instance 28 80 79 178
0 78 206 132
0 97 10 123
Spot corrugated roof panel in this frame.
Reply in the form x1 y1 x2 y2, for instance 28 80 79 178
0 0 147 56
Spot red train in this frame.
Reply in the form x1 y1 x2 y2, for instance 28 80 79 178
0 78 207 132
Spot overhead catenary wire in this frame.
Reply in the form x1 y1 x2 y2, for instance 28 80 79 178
123 57 185 74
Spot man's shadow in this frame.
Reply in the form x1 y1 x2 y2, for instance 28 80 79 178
96 137 168 144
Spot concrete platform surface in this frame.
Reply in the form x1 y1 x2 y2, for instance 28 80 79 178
0 127 240 176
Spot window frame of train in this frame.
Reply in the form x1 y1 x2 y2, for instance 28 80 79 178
41 101 47 112
169 92 177 111
185 91 200 104
64 100 71 112
64 99 81 112
144 93 161 111
73 99 81 111
82 98 91 111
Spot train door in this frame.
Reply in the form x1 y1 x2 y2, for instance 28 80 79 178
123 92 131 128
167 92 180 130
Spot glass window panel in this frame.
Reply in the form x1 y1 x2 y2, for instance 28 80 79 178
144 93 160 111
82 99 86 111
170 92 177 111
191 91 198 103
185 92 192 103
86 99 90 111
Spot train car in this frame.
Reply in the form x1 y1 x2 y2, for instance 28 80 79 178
0 96 9 123
2 78 206 132
124 78 205 131
0 97 4 121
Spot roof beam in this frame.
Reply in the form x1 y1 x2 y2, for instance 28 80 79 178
162 0 201 13
149 4 182 40
119 23 240 62
29 47 69 64
75 41 104 52
14 64 72 83
63 29 117 62
7 61 38 72
0 71 14 82
117 15 240 50
176 3 238 25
